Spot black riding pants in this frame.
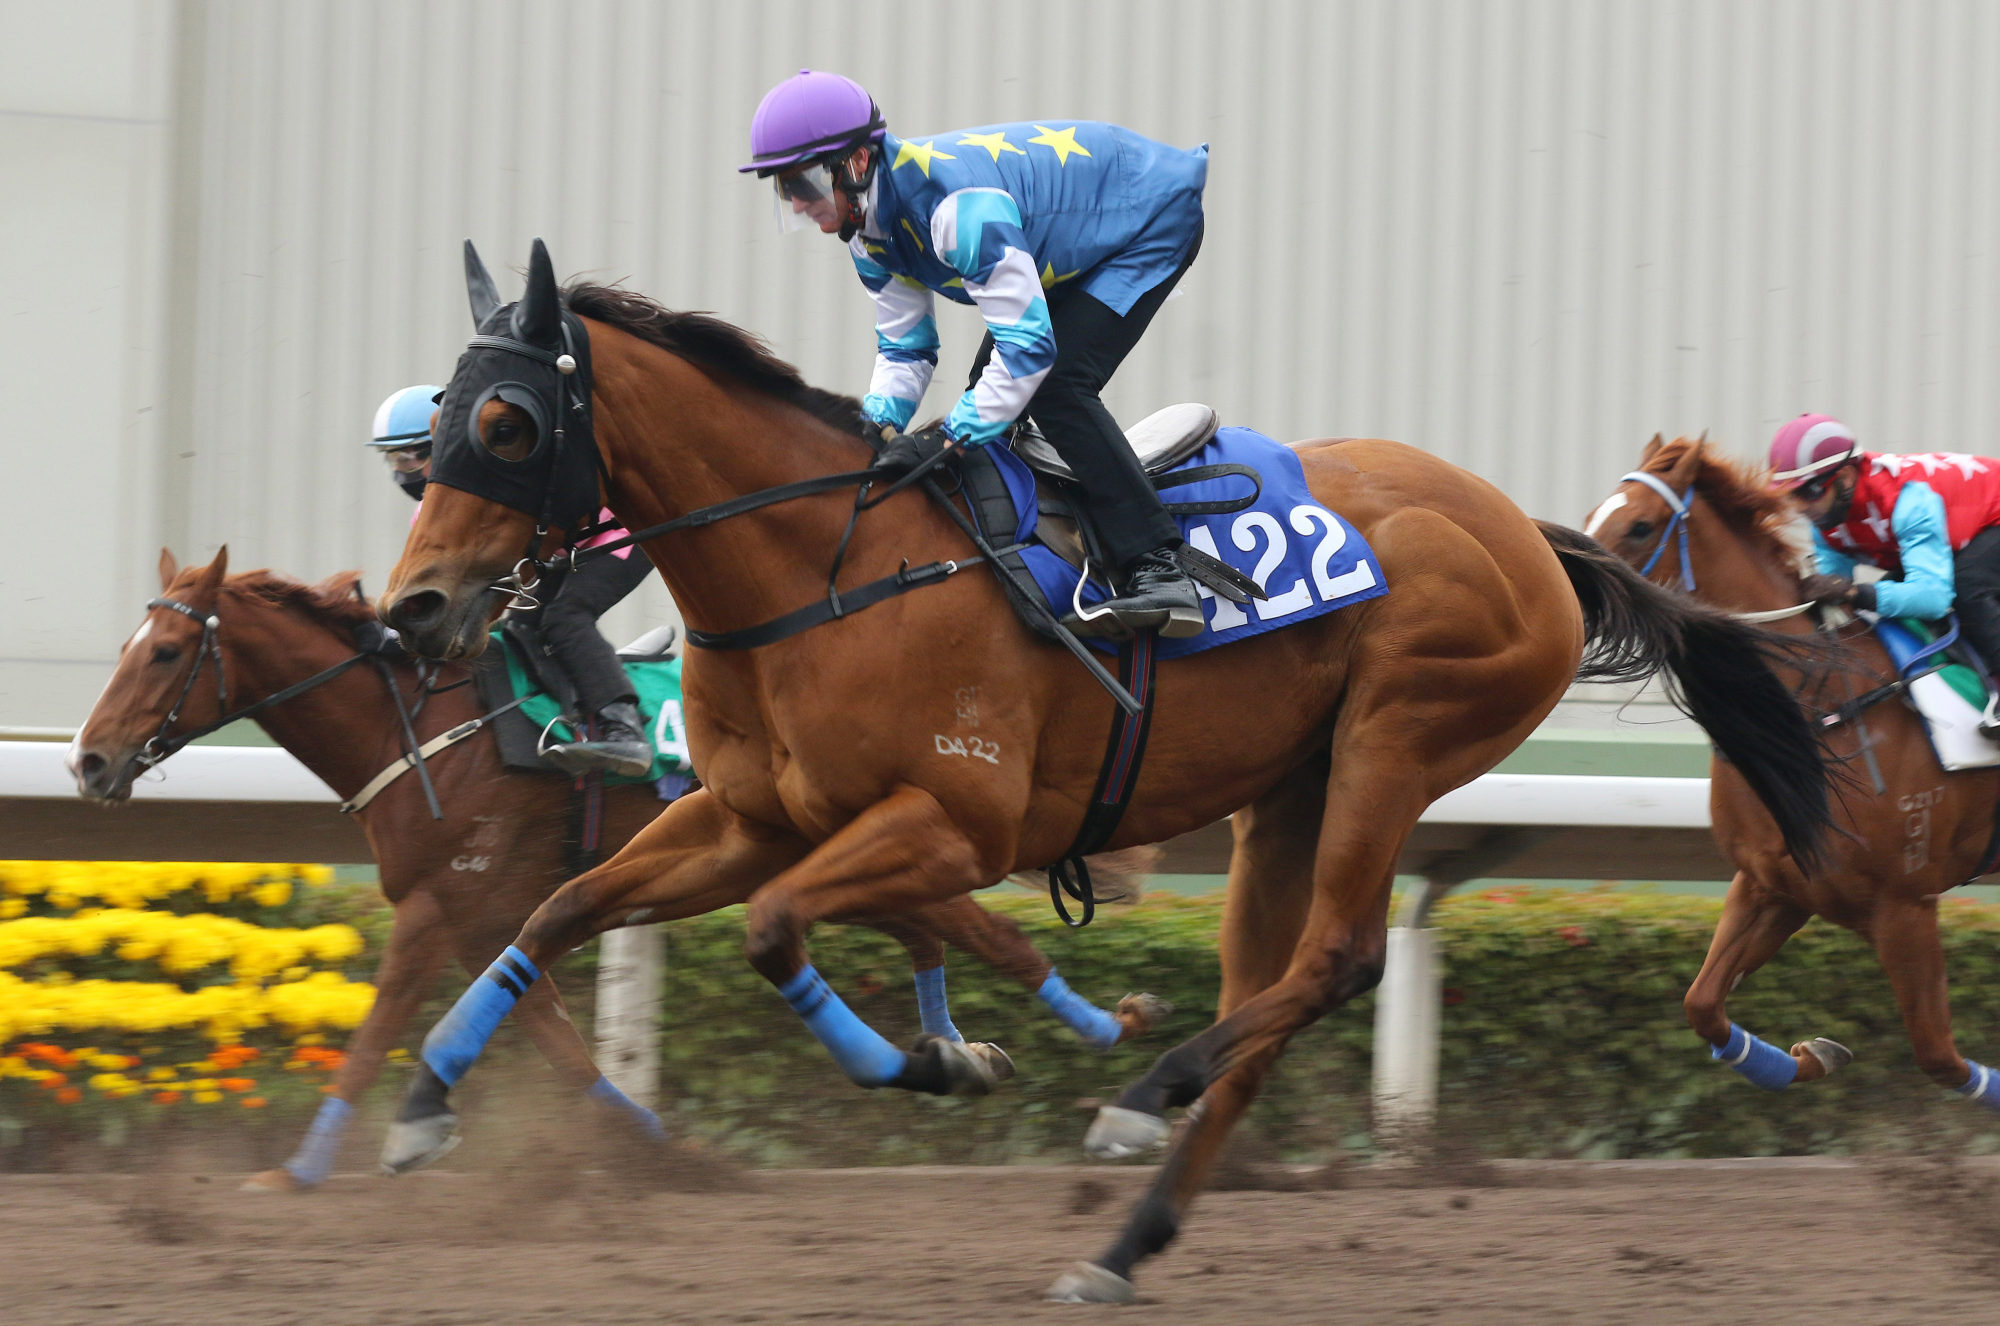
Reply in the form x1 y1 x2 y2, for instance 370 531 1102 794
537 550 654 714
1953 527 2000 680
965 226 1203 572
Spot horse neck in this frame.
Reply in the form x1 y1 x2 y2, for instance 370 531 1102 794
588 327 935 636
1687 496 1811 626
214 587 434 800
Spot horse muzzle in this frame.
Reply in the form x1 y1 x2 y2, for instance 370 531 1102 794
68 742 141 803
378 580 498 661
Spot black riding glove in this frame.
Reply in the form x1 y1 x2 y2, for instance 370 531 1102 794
1799 574 1855 606
870 426 949 477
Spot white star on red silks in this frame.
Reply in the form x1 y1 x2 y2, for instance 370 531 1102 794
1862 503 1894 544
1912 453 1951 476
1874 454 1910 476
1947 453 1991 480
1827 525 1858 549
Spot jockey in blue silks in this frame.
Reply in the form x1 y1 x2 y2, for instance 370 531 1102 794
741 69 1210 638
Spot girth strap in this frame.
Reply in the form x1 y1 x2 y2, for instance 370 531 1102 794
684 554 986 651
1047 631 1160 928
340 694 531 814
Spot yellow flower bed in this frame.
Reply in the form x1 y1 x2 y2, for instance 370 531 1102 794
0 909 362 980
0 969 376 1042
0 861 332 913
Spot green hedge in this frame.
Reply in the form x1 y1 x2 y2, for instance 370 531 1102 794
635 887 2000 1164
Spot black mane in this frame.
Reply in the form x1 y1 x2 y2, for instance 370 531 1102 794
564 282 867 435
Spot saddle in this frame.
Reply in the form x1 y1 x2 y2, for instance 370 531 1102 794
1869 613 2000 772
950 404 1387 658
475 616 690 785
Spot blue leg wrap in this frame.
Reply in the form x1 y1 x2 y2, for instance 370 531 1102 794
587 1075 667 1140
1955 1059 2000 1113
1712 1022 1798 1091
282 1095 353 1187
420 946 540 1087
1038 968 1123 1051
778 965 908 1087
912 965 962 1042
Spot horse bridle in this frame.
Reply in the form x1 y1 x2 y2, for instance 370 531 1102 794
1618 470 1818 625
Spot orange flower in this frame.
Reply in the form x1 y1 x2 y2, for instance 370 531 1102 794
153 1090 181 1105
54 1086 82 1105
217 1078 256 1092
38 1072 68 1090
240 1096 268 1109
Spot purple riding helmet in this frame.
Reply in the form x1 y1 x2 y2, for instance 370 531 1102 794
740 69 886 240
1767 413 1862 492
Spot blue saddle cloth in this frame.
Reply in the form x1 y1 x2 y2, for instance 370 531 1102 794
983 426 1387 658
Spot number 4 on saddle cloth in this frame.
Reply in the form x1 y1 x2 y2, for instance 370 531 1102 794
473 621 697 796
958 404 1388 657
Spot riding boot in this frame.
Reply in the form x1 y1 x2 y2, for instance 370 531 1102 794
544 700 652 778
1082 547 1204 640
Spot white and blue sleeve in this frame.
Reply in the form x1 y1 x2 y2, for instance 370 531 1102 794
929 188 1056 445
850 236 938 431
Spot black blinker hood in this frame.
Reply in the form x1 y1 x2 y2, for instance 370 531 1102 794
427 238 602 535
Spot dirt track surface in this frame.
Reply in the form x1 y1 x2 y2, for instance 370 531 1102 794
7 1158 2000 1324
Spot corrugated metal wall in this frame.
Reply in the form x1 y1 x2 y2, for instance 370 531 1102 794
29 0 2000 716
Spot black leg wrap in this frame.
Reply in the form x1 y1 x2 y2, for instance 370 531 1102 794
886 1037 952 1096
1116 1025 1229 1118
395 1063 451 1123
1099 1189 1181 1280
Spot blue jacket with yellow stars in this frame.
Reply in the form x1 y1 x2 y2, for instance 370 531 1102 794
850 121 1208 444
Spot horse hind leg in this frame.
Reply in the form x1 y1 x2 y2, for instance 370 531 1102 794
1869 897 2000 1110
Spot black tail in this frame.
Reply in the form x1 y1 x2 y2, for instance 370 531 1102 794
1537 520 1834 871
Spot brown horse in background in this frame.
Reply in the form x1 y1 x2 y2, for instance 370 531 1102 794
1588 436 2000 1106
69 551 1163 1190
372 241 1836 1303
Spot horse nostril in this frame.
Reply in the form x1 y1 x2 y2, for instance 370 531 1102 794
77 752 106 782
386 590 449 634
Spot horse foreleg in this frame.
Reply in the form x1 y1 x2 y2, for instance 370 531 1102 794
1869 898 1999 1108
509 974 668 1140
742 785 1013 1096
1685 868 1815 1089
380 790 807 1175
1055 760 1411 1302
243 890 451 1192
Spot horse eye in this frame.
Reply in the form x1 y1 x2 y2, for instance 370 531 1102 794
152 644 183 664
1628 520 1654 540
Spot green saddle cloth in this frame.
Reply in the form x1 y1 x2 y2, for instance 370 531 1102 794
493 631 694 786
1892 617 1986 709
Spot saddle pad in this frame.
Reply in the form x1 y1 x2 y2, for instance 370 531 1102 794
1873 617 2000 772
483 632 697 786
989 426 1387 659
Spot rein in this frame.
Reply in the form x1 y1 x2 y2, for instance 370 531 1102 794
1619 471 1817 623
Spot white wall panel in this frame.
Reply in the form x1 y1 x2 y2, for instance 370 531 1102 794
11 0 2000 725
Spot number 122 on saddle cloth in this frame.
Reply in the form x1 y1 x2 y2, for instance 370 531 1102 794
1012 426 1388 656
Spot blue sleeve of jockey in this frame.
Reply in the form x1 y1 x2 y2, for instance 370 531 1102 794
928 188 1056 444
1876 481 1955 620
850 236 938 431
1810 526 1857 579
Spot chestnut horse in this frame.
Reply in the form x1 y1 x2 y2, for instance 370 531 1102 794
376 241 1834 1303
69 551 1162 1190
1587 436 2000 1109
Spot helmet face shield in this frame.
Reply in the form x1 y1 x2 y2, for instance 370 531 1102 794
772 162 837 232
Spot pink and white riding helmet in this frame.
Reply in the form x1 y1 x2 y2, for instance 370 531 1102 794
1767 414 1861 490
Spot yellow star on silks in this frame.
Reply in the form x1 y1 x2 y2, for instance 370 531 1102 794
1039 261 1079 288
893 138 955 176
1027 124 1091 166
900 218 928 251
956 130 1026 162
942 277 964 288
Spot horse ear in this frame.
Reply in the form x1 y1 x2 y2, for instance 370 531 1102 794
464 240 501 327
157 548 178 590
197 546 230 596
1640 433 1664 462
512 238 560 346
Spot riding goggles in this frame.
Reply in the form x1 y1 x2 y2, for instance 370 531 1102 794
771 162 837 232
1793 473 1835 502
379 443 432 474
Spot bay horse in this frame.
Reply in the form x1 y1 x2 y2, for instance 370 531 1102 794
68 550 1163 1190
1587 436 2000 1108
376 240 1835 1303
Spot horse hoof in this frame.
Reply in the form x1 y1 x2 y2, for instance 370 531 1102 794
1046 1260 1137 1304
937 1039 1015 1096
379 1114 461 1175
1116 992 1173 1037
239 1168 305 1194
1084 1105 1171 1160
1801 1037 1854 1076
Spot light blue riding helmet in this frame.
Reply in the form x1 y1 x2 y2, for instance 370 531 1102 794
369 385 445 450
